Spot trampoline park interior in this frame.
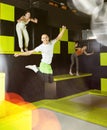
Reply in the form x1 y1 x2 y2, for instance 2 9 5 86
1 0 107 130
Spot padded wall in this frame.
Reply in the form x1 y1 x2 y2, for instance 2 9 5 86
0 3 14 52
0 4 99 102
100 53 107 92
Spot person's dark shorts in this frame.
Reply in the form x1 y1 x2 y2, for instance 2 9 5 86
37 71 53 83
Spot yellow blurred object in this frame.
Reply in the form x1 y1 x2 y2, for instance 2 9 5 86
0 101 33 130
0 73 5 102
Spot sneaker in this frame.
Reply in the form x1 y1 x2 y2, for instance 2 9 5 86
25 48 28 52
76 72 79 76
69 71 73 75
20 48 24 52
25 65 38 73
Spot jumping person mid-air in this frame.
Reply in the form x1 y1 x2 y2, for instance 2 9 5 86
14 26 66 83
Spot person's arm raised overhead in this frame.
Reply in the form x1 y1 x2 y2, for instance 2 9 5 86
56 26 66 41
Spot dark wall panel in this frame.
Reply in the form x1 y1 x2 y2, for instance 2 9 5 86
79 53 100 89
57 78 91 98
0 20 14 36
100 45 107 52
1 54 45 102
0 0 29 9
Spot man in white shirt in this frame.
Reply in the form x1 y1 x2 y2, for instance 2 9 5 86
14 26 66 83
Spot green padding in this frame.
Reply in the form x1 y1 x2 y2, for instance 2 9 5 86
100 53 107 66
60 28 68 41
89 89 107 96
53 40 60 54
54 73 92 82
0 51 41 54
33 90 107 127
0 36 14 52
68 41 75 54
101 78 107 92
0 3 14 21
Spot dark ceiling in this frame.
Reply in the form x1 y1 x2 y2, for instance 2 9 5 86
30 0 91 28
3 0 107 29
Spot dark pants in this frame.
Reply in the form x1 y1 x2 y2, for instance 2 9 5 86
37 71 53 83
70 53 79 73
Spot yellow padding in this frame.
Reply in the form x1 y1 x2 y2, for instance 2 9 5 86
101 78 107 92
0 3 14 21
53 41 60 54
0 36 14 52
0 101 32 130
0 51 41 54
100 53 107 66
0 73 5 101
54 73 92 82
68 41 75 54
60 28 68 41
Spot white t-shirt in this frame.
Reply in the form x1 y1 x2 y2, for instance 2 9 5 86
34 39 57 64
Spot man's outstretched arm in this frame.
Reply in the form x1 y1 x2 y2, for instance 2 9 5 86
56 26 66 41
14 50 35 57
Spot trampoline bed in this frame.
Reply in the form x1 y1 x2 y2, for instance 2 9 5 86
33 90 107 130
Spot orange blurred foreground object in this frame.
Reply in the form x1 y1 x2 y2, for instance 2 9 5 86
5 92 27 105
32 108 61 130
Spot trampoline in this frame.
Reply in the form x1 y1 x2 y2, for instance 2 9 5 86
33 90 107 130
1 90 107 130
